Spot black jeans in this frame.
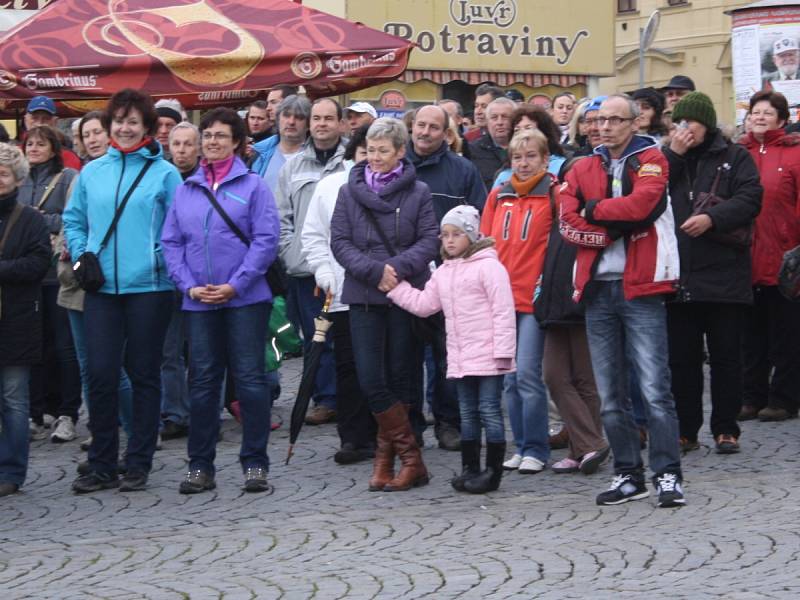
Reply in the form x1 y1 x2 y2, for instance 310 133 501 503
30 284 82 424
348 304 425 438
330 311 376 450
84 291 173 477
667 302 744 440
742 286 800 412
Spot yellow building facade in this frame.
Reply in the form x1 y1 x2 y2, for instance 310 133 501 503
599 0 751 125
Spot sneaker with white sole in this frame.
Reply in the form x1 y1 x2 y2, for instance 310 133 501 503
518 456 545 474
42 414 56 428
653 472 685 508
502 454 523 470
51 416 77 443
29 419 47 441
596 474 649 505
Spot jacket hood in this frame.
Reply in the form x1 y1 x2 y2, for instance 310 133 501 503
185 155 250 190
252 134 280 154
106 138 163 162
742 128 800 149
441 236 496 261
594 134 659 163
348 157 419 213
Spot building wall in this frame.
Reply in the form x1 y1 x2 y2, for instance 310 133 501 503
599 0 751 125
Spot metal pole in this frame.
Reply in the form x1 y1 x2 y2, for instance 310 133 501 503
639 27 645 89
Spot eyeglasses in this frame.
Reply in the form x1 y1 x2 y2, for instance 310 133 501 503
438 231 467 241
593 116 635 126
201 132 232 141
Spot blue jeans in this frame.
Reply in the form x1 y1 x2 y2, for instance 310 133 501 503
186 302 272 474
505 312 549 461
349 304 425 435
456 375 505 443
161 298 189 427
84 292 173 477
285 276 336 409
67 309 134 438
0 367 30 486
585 281 681 478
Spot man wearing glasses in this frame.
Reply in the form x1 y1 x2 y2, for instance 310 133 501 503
559 95 684 509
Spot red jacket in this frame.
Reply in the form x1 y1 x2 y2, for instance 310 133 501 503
741 130 800 286
559 137 679 301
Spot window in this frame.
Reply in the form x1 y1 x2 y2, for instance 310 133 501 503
667 0 688 5
618 0 637 12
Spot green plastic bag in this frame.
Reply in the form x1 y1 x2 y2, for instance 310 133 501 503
266 296 302 372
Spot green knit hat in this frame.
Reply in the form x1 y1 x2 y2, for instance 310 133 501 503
671 91 717 130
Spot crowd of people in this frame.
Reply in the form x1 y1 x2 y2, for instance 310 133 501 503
0 73 797 510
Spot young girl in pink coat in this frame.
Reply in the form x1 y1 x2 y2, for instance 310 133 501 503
387 205 516 493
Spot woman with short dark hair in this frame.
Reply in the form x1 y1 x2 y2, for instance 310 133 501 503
64 89 183 494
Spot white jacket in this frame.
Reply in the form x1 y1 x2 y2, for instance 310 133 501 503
301 164 352 313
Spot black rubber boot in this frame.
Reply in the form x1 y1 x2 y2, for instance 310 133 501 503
464 441 506 493
451 439 481 492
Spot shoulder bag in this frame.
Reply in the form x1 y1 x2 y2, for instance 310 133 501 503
360 205 443 343
199 187 287 297
778 244 800 301
72 161 153 292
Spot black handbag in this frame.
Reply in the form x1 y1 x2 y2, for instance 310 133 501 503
199 187 287 297
360 205 443 343
73 161 153 292
778 244 800 301
691 153 752 249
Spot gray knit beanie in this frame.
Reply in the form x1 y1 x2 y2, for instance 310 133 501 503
441 205 481 243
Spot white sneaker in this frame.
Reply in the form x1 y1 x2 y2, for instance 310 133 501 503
503 454 523 470
80 436 93 451
29 419 48 441
518 456 546 474
42 413 56 428
51 416 77 443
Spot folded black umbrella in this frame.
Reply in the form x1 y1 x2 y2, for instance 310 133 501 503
285 294 333 465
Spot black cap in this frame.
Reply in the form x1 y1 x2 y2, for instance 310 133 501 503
505 89 525 102
660 75 696 92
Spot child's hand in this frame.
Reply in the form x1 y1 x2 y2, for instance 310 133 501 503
495 358 513 371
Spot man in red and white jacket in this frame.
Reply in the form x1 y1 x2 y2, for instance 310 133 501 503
559 94 684 508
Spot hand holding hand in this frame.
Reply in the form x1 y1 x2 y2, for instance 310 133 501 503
378 264 398 293
680 214 713 237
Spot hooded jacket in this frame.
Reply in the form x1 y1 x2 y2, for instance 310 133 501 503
0 192 50 365
665 129 762 304
250 134 280 177
406 141 487 223
387 240 516 378
63 140 182 295
559 135 680 302
330 158 439 306
741 129 800 286
161 155 279 311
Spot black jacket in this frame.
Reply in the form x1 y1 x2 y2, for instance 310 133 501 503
0 191 50 366
468 132 507 192
664 130 763 304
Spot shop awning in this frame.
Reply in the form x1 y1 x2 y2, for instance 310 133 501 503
399 70 587 88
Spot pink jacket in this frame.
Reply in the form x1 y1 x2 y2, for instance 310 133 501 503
387 241 516 379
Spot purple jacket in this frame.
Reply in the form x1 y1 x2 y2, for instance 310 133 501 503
331 158 439 305
161 156 280 311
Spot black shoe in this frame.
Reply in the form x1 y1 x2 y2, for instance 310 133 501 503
161 421 189 441
77 459 126 476
653 472 685 508
436 424 461 451
119 471 148 492
334 442 370 465
243 466 270 493
179 469 216 494
0 482 19 497
464 441 506 494
596 474 649 506
715 434 740 454
72 472 119 494
451 440 481 492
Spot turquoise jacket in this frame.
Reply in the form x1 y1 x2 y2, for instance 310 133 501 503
63 140 182 295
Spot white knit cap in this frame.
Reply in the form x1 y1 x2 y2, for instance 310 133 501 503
441 205 481 243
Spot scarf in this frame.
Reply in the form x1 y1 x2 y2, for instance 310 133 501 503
365 162 404 193
202 155 235 190
510 170 546 197
110 137 153 154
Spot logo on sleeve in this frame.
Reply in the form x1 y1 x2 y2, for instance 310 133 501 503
638 163 662 177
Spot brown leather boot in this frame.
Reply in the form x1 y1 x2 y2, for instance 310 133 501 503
376 403 429 492
368 419 395 492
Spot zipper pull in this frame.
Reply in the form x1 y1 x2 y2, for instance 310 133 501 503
689 190 694 202
760 143 765 154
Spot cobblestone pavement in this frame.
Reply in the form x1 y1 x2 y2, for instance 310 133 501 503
2 358 800 599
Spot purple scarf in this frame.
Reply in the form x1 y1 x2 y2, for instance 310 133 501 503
365 162 403 193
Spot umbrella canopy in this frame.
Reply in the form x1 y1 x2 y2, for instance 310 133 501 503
0 0 413 115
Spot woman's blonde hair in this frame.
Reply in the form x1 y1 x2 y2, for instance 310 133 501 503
0 142 29 182
508 129 549 158
445 119 462 154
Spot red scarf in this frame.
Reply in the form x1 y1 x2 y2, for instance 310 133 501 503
110 137 153 154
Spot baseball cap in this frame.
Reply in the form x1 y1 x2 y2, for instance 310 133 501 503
774 38 799 55
583 95 607 116
26 96 56 115
345 102 377 119
505 89 525 102
660 75 696 92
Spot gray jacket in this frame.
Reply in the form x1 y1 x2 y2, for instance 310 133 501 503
275 140 346 276
18 161 78 235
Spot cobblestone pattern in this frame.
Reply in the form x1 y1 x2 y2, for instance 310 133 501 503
2 358 799 599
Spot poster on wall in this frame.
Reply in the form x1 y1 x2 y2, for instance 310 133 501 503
732 6 800 123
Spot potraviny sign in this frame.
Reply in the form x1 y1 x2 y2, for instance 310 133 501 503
347 0 615 75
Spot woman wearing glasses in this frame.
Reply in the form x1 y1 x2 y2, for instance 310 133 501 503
162 108 279 494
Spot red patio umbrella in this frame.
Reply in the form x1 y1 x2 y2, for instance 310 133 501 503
0 0 413 115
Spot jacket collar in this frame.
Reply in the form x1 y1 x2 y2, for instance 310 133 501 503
186 155 249 189
743 128 796 148
107 138 162 161
594 134 658 164
406 141 448 168
497 173 552 199
348 157 418 212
